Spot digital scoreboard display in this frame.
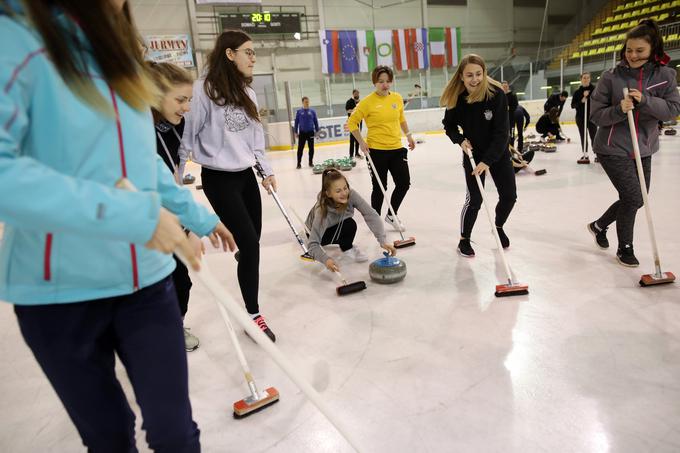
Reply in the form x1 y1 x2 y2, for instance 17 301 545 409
220 12 302 35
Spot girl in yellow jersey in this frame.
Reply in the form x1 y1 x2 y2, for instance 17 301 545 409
348 66 416 231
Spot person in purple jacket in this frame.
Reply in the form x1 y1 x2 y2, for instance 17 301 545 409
294 96 320 168
587 19 680 267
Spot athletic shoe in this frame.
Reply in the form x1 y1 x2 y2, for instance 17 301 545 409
296 163 301 169
457 239 475 257
587 222 609 249
343 246 368 263
385 214 406 232
496 227 510 249
184 327 200 352
309 162 314 167
252 315 276 342
355 154 364 159
616 244 639 267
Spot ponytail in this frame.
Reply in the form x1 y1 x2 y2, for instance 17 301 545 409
620 19 667 65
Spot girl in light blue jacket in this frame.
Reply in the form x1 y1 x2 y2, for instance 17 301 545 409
0 1 234 451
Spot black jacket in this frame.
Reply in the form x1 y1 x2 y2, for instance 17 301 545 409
345 97 357 117
571 84 596 119
155 118 185 173
442 87 509 166
506 91 519 115
544 93 565 114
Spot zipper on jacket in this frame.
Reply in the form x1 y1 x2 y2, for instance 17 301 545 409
631 67 643 158
43 233 53 281
109 86 140 291
608 124 615 146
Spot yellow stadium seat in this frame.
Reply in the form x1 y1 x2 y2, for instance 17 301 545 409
593 27 603 35
615 4 625 11
606 45 617 52
603 25 612 33
659 13 669 20
571 52 581 59
623 11 632 19
651 5 661 11
640 7 650 14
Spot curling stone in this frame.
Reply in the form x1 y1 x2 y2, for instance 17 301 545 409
338 159 353 171
323 159 335 169
541 143 557 153
350 158 357 167
664 128 677 136
369 252 407 284
313 164 325 174
183 174 196 185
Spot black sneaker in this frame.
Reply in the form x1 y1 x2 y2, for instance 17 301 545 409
496 227 510 248
457 239 475 257
309 162 314 167
254 315 276 342
616 244 639 267
296 163 301 169
587 222 609 249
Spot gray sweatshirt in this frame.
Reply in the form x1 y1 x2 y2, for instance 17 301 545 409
590 60 680 158
305 189 387 263
179 80 273 176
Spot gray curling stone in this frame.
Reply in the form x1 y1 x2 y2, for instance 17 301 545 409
369 252 407 284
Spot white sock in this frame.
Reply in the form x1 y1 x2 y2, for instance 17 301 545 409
250 312 260 320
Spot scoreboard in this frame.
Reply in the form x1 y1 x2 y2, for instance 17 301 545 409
220 12 302 35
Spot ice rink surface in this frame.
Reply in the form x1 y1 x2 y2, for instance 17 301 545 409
2 124 680 452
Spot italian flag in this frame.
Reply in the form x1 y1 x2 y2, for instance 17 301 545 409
356 30 377 73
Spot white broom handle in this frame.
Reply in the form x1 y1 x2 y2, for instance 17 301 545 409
363 150 406 241
465 150 514 284
623 88 662 270
584 96 590 156
269 190 310 254
213 296 259 399
178 253 364 453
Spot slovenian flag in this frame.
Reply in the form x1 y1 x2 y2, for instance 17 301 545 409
319 30 340 74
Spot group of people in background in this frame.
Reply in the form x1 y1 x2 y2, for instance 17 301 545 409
2 1 678 449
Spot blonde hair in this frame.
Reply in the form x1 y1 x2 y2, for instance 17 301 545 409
146 62 194 123
440 54 503 109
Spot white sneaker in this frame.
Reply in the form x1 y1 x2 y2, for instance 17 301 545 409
343 246 368 263
384 214 406 232
184 327 200 352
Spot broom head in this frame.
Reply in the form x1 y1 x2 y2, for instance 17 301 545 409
495 282 529 297
336 280 367 296
300 252 315 262
577 157 590 164
640 272 675 287
394 237 416 248
534 169 547 176
233 387 280 419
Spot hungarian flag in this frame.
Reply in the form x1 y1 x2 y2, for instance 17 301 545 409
392 28 428 70
445 27 462 67
356 30 377 73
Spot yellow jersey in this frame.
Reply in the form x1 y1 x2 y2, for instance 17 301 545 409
348 91 406 150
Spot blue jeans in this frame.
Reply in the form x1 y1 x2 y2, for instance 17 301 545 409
14 276 200 453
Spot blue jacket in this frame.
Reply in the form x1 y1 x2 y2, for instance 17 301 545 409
0 9 219 305
294 108 319 134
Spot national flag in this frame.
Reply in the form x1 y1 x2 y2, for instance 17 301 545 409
356 30 376 73
392 29 410 71
429 27 446 68
445 27 462 67
319 30 341 74
339 30 360 73
374 30 393 67
414 28 429 69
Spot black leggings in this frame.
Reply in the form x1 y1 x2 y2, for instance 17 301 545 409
172 255 192 317
576 115 597 153
349 121 362 157
460 152 517 239
596 154 651 247
367 148 411 215
201 167 262 315
320 218 357 252
297 132 315 165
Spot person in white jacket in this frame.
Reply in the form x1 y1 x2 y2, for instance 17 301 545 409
180 30 278 342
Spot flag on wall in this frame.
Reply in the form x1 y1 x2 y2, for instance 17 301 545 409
374 30 393 67
338 31 360 73
356 30 376 73
392 28 428 71
445 27 462 67
319 30 341 74
429 27 461 68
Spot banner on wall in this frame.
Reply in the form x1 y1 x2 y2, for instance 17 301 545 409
144 34 195 68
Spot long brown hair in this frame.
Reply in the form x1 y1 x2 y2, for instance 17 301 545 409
316 169 350 220
204 30 259 121
619 19 666 63
19 0 157 112
440 54 503 109
146 62 193 123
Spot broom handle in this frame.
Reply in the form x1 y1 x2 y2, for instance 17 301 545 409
465 150 515 284
213 295 260 400
254 164 310 255
584 96 590 157
362 150 406 241
623 88 663 276
177 252 364 453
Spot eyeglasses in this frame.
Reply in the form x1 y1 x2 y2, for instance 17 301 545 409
234 48 256 58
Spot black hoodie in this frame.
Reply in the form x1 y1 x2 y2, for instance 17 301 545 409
571 84 596 119
442 86 510 166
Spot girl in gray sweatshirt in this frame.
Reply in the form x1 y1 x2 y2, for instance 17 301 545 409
588 19 680 267
305 169 396 272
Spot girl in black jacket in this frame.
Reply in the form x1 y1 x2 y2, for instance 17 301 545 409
571 72 597 153
441 54 517 257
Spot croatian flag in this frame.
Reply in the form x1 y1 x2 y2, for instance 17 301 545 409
392 28 428 70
